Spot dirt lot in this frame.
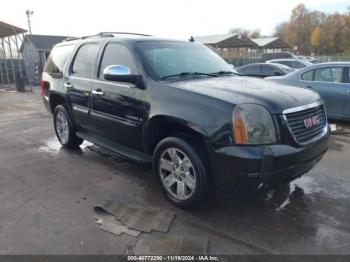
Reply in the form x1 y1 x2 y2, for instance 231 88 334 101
1 88 350 255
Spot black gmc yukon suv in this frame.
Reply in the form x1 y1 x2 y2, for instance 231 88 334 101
42 33 330 208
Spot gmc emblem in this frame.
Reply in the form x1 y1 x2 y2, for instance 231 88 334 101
304 116 321 128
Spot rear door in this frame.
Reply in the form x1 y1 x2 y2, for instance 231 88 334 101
300 66 346 117
241 64 262 77
90 42 146 150
261 64 280 77
343 67 350 117
66 42 100 130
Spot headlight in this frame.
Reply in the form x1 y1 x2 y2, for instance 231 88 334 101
232 104 276 144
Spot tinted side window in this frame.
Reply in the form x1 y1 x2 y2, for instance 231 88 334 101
291 61 305 68
72 43 99 78
261 65 276 74
301 70 314 81
347 67 350 83
314 67 343 83
99 43 137 79
244 65 260 74
45 45 74 75
277 61 291 67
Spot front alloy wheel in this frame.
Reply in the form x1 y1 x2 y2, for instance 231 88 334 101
154 136 209 208
159 148 197 201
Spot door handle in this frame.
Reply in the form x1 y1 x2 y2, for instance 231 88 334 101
306 86 313 89
92 89 104 96
64 83 73 89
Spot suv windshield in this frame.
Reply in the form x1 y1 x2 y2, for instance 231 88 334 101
136 41 234 80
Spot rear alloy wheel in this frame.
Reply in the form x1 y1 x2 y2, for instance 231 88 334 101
55 111 69 144
154 136 208 208
54 105 83 148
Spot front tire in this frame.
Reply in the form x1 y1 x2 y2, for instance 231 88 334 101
153 136 209 209
53 105 83 148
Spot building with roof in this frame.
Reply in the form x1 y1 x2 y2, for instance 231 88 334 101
251 37 291 52
193 33 291 66
0 20 27 88
194 33 258 60
20 34 67 84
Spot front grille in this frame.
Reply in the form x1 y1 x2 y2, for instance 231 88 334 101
284 104 326 144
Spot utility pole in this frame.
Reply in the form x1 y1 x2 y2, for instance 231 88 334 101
25 10 34 34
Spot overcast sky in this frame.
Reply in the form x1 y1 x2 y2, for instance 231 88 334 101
1 0 349 40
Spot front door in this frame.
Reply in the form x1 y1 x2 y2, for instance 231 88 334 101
302 66 346 117
343 67 350 117
90 42 146 150
66 42 100 130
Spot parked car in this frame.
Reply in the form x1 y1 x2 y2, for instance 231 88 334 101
262 52 296 62
297 56 320 64
42 33 330 208
266 62 350 121
236 63 293 78
266 59 313 69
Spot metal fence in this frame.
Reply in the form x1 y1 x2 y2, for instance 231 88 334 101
316 55 350 63
226 52 350 67
0 59 25 85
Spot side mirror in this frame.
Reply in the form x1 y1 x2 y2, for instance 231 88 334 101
273 71 282 76
103 65 145 89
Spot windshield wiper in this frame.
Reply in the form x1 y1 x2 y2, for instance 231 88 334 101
210 70 241 76
161 72 218 80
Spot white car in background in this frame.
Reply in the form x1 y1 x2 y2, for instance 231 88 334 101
266 59 313 69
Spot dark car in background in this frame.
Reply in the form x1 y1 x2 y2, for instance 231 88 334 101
266 62 350 121
236 63 294 78
42 33 330 208
261 52 296 62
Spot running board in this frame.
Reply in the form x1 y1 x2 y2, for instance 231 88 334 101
76 131 152 165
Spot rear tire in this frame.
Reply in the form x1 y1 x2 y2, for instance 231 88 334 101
53 105 83 149
153 136 209 209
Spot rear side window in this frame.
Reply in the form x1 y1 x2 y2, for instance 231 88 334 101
301 70 314 81
72 43 99 78
314 67 343 83
291 61 305 68
99 43 137 79
44 45 74 75
261 65 276 74
243 65 260 74
277 61 291 67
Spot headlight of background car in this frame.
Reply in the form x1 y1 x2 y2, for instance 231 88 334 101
232 104 276 144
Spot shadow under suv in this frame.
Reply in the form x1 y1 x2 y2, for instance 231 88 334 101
42 32 330 208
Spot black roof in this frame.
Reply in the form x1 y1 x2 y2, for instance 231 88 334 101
59 32 185 45
20 34 67 52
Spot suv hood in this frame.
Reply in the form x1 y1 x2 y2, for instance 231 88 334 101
168 76 320 114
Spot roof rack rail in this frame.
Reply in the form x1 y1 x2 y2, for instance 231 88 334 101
99 32 152 37
81 33 113 39
63 36 80 42
63 32 152 42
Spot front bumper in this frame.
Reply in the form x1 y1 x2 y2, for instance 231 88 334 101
207 126 330 190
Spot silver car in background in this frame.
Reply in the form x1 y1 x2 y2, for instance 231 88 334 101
266 62 350 121
266 59 313 69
